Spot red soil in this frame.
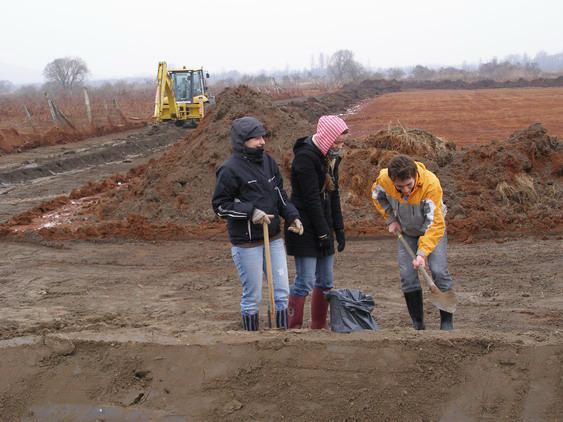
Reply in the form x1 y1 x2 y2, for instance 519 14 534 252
0 88 152 153
346 88 563 146
2 87 561 242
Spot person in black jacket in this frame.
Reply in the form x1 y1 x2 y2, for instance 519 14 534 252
212 116 303 331
285 115 349 329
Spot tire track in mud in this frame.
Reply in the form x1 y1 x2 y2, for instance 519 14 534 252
0 124 187 185
0 124 190 223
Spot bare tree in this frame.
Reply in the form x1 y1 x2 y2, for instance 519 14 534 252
43 57 89 90
0 80 14 96
387 68 405 80
411 65 435 80
327 50 365 83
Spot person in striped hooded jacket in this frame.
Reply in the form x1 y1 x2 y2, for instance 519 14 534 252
371 154 454 330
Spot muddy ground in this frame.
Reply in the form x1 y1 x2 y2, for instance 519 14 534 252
0 235 562 421
0 124 189 223
0 89 562 420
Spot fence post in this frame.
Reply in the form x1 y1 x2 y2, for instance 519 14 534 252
23 105 38 133
45 92 77 131
113 98 128 123
45 92 59 127
83 87 93 126
104 102 114 127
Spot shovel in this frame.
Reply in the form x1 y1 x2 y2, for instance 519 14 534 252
263 221 277 328
397 233 457 313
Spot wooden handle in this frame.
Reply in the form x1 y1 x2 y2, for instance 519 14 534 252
397 234 438 291
263 222 276 328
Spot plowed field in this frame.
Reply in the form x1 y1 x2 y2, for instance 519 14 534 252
346 87 563 145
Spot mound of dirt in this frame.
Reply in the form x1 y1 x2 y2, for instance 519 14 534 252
1 85 561 242
446 123 562 239
340 123 562 240
338 127 455 215
287 79 401 122
82 86 313 229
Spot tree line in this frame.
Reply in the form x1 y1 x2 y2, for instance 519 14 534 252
1 50 563 97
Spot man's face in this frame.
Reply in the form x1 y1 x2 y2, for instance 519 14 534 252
393 177 415 196
244 136 265 150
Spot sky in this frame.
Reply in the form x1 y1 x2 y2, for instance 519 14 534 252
1 0 562 84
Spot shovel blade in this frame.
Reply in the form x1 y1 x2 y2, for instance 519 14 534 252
429 289 457 314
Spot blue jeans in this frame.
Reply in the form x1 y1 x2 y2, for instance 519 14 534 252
231 238 290 315
290 255 334 297
397 234 453 293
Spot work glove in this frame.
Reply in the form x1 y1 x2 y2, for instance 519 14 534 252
335 229 346 252
318 234 332 256
251 208 274 225
288 218 304 235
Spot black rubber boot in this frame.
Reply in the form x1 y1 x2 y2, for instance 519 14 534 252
242 313 259 331
276 308 288 330
404 290 425 330
440 310 454 331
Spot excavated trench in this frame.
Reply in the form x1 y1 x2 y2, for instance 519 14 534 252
0 123 190 223
2 333 562 421
0 124 188 185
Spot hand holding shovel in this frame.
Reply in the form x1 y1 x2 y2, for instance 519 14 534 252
397 233 457 313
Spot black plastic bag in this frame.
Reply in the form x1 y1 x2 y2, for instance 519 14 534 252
326 288 379 333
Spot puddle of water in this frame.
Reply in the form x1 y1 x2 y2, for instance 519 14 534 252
25 403 186 422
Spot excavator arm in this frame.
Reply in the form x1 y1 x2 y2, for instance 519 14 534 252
154 62 178 122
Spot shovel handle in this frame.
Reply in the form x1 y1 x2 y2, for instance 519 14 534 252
263 221 276 328
397 234 438 292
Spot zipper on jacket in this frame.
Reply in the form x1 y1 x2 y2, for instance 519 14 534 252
275 186 287 206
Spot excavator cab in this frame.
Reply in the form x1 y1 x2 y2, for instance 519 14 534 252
154 62 213 127
172 70 204 101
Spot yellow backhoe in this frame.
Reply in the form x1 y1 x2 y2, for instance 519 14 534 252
153 61 213 127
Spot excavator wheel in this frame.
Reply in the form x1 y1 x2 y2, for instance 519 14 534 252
183 120 198 129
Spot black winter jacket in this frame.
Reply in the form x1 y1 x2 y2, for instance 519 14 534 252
285 137 344 257
212 117 299 246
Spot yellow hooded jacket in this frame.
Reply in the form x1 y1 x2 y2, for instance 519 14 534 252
371 162 446 257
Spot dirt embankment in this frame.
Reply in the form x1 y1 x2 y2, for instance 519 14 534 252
341 123 562 240
0 122 147 155
1 87 561 241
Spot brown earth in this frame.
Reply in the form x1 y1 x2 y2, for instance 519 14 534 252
0 236 561 421
0 85 562 420
1 86 560 243
347 88 563 145
0 122 147 154
0 88 152 153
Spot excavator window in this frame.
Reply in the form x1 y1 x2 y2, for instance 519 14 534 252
172 73 192 102
192 72 203 96
172 71 205 101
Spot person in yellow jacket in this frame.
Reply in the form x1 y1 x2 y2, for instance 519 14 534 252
371 154 454 330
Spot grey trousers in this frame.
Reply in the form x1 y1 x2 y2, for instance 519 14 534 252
397 233 453 293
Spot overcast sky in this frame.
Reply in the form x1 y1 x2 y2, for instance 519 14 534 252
1 0 562 84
